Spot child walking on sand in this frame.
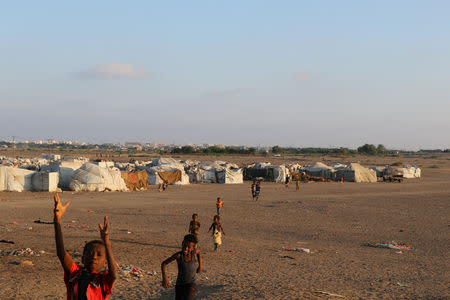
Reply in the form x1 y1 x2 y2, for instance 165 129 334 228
254 181 261 201
216 197 223 215
53 193 118 300
251 181 256 200
208 215 225 251
161 234 203 300
189 214 201 240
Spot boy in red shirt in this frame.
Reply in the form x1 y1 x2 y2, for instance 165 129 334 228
53 193 118 300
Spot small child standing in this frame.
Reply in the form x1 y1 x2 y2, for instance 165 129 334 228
53 193 118 300
251 181 256 200
216 197 223 215
254 181 261 201
208 215 225 251
189 214 201 240
161 234 202 300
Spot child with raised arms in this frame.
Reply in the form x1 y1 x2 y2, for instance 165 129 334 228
53 193 117 299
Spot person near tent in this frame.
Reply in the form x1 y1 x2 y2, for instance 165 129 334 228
161 234 202 300
189 214 201 240
296 179 300 190
53 193 118 300
251 181 256 200
254 181 261 201
216 197 223 215
208 215 225 251
285 174 291 188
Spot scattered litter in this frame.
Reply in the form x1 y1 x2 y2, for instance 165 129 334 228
315 290 345 298
0 248 43 256
282 247 310 253
396 283 409 287
399 229 406 232
396 251 403 254
20 260 34 266
118 265 144 279
281 255 295 260
34 219 54 225
0 239 15 244
364 241 414 251
127 231 132 234
228 249 235 253
12 221 17 225
1 225 11 232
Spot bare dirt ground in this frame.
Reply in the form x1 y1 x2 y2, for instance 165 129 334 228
0 155 449 299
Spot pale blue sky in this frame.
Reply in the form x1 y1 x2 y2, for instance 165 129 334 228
1 1 449 149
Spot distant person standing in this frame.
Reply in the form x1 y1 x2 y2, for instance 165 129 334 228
296 179 300 191
189 214 201 240
251 181 256 200
285 174 291 188
254 181 261 201
216 197 223 215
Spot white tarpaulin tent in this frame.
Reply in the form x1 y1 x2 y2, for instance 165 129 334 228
216 168 243 184
32 171 59 192
335 163 377 183
0 166 35 192
41 159 86 189
69 163 128 192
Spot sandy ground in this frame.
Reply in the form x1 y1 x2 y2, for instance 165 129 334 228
0 158 449 299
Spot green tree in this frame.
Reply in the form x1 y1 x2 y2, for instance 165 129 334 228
272 145 282 153
357 144 378 155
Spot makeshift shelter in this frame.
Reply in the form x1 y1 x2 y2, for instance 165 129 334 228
32 171 59 192
121 171 148 191
0 166 35 192
216 168 243 184
334 163 377 183
304 162 335 180
69 163 128 192
41 159 86 189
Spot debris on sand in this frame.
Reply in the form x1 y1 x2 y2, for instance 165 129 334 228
0 239 15 244
34 219 54 225
0 248 44 256
364 241 414 251
20 260 34 266
282 247 310 253
315 290 345 298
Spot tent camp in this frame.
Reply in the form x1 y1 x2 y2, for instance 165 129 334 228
41 159 86 189
304 162 335 180
334 163 377 183
0 166 35 192
216 168 243 184
69 163 128 192
121 171 148 190
32 171 60 192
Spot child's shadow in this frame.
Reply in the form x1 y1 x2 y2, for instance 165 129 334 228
110 238 179 249
150 284 225 300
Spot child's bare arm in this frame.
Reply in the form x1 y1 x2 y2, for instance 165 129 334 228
220 224 225 235
196 249 202 273
99 216 117 282
208 223 213 233
53 193 73 273
161 252 179 289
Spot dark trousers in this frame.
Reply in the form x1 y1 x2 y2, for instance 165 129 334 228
175 283 196 300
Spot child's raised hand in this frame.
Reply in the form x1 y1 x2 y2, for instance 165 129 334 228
98 216 109 242
53 193 70 222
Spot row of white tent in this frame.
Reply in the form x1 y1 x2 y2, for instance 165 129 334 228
0 155 421 192
0 157 245 192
